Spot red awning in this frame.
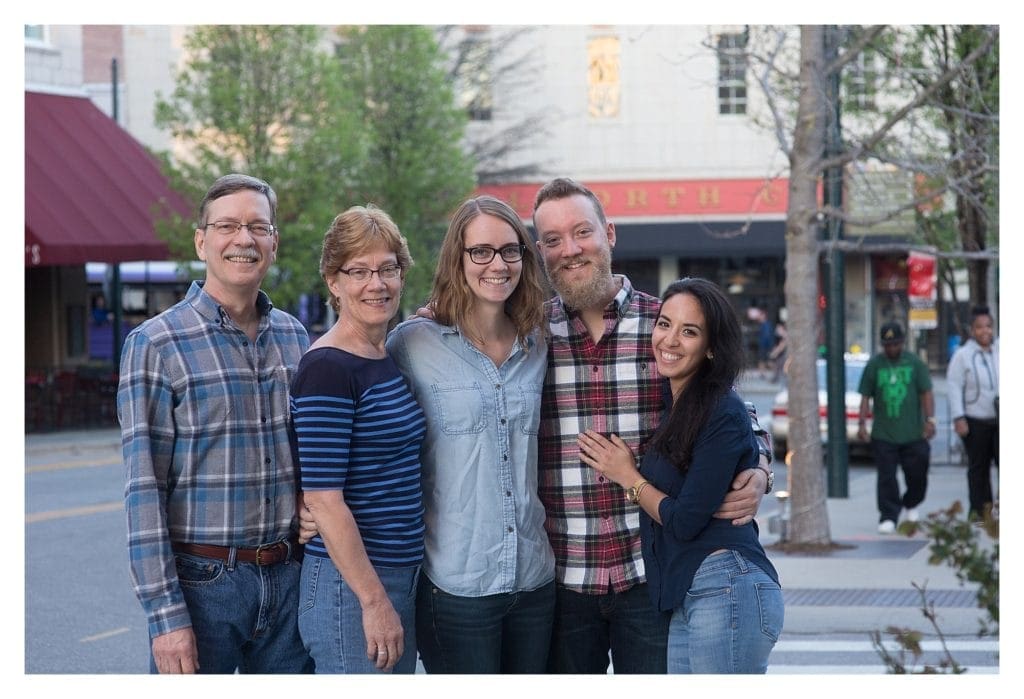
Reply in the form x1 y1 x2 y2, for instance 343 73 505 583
25 90 191 267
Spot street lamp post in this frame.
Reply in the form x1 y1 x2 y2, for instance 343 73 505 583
823 26 849 498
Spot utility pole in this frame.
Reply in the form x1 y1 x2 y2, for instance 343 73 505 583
823 26 849 497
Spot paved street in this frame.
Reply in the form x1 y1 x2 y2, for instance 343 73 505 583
23 371 1000 676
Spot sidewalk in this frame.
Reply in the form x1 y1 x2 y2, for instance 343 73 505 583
760 461 991 639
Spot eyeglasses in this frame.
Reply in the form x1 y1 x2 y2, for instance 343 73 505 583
463 244 526 265
338 264 403 283
204 220 276 237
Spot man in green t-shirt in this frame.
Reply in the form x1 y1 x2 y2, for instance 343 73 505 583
857 322 936 534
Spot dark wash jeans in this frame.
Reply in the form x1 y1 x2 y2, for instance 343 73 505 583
963 417 999 518
416 574 555 673
155 552 312 674
871 438 930 523
547 582 670 674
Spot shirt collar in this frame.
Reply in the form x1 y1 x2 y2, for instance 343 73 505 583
188 280 273 324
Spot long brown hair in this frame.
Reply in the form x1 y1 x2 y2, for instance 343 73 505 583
431 196 545 344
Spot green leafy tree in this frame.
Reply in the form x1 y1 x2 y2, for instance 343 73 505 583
336 25 477 312
153 25 367 312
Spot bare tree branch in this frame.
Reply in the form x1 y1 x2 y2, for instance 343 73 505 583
821 26 999 171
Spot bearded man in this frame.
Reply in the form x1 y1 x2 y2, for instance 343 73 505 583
530 178 773 674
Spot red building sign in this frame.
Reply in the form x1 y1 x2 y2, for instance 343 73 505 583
475 178 789 220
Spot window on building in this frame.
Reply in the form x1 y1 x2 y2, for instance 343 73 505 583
455 31 493 121
717 31 748 115
588 35 621 118
24 25 45 41
847 50 878 111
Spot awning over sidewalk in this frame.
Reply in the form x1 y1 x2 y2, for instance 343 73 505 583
25 90 191 267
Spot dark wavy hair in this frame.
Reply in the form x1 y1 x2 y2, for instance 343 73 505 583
649 277 744 473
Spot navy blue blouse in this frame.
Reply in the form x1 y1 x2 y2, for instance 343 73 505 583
640 385 780 612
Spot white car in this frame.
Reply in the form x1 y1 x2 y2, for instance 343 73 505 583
769 355 871 459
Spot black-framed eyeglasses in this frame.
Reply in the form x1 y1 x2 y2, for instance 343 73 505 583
463 244 526 265
338 264 403 283
204 220 276 237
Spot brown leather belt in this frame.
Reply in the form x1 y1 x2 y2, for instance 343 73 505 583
172 539 296 566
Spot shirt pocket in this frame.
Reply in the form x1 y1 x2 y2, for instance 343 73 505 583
430 382 489 435
176 376 233 435
509 383 543 436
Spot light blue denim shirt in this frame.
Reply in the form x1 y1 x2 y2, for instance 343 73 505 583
387 316 555 597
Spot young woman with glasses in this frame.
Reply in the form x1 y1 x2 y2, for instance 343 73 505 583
386 196 555 673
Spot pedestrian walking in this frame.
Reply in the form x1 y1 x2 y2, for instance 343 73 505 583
946 304 999 520
857 322 936 534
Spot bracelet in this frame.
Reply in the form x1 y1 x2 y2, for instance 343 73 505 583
634 481 651 503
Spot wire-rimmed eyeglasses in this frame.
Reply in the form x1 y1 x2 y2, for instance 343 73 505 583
463 244 526 265
203 220 277 237
338 264 403 282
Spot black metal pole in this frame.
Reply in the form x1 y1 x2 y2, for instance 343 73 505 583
111 57 124 367
823 26 849 497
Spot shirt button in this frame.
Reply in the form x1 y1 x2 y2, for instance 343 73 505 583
500 418 507 425
592 366 599 372
261 417 267 423
503 454 508 461
265 458 271 464
505 491 512 497
264 498 271 504
598 476 605 482
507 526 514 533
495 384 501 389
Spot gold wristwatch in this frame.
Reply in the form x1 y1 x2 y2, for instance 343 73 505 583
626 478 650 504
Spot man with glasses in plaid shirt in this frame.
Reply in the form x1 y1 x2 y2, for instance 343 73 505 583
118 174 312 674
532 178 772 674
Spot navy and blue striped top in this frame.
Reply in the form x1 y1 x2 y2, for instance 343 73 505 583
289 347 426 567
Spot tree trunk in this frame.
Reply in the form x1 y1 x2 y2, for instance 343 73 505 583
783 26 832 546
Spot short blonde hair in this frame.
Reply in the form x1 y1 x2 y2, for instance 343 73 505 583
319 205 414 315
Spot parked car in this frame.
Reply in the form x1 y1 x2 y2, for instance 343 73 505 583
769 355 871 459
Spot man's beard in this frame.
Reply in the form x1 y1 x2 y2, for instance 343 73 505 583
547 248 614 311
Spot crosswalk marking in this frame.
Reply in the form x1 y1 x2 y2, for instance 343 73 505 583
769 665 998 674
775 639 999 652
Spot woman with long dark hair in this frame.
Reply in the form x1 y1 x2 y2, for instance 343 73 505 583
577 277 783 673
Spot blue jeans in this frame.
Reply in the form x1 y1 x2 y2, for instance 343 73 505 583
872 438 930 523
416 575 555 673
297 556 419 674
159 552 312 674
668 550 783 674
547 582 670 674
